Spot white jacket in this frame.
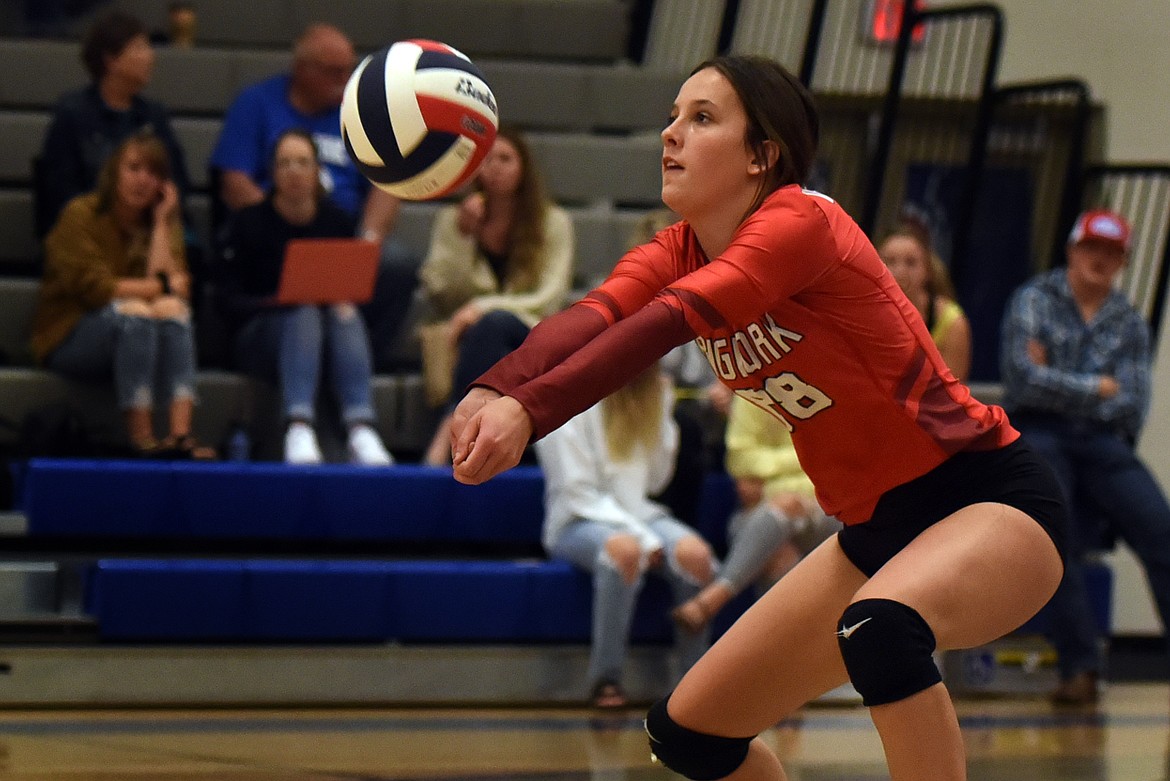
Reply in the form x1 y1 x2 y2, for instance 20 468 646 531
536 381 679 553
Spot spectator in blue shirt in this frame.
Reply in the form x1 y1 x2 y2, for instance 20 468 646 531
209 23 417 371
1001 208 1170 706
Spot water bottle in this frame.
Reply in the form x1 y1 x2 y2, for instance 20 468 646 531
226 425 251 462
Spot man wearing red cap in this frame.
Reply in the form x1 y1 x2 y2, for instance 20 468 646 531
1001 208 1170 706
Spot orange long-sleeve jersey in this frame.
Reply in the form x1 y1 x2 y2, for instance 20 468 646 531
478 185 1016 524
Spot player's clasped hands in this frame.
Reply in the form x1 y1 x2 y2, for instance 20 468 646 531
450 388 534 484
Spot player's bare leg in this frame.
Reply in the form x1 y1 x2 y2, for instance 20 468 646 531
857 502 1062 781
664 536 868 780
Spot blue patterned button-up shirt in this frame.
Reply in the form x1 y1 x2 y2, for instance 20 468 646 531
1001 268 1152 440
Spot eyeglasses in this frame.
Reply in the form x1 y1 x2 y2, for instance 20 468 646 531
305 60 354 78
274 157 316 170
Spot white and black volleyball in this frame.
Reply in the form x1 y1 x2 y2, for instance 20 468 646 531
341 39 499 201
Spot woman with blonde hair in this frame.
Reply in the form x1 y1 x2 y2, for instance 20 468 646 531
419 125 573 464
32 129 211 457
536 364 718 709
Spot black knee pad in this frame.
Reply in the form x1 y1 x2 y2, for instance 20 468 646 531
836 598 941 706
644 695 753 780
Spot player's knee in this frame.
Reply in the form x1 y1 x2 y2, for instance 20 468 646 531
836 598 941 707
644 695 753 780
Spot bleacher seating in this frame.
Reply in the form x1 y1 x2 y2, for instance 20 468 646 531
21 459 737 546
16 455 1100 646
23 462 543 541
84 557 705 643
21 458 744 643
110 0 632 61
0 199 639 458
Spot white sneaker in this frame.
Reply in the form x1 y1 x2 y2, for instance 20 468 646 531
284 422 323 465
348 424 394 466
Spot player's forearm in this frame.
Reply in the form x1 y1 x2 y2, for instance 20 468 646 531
508 299 695 440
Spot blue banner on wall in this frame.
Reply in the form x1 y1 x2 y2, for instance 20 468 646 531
903 163 1035 382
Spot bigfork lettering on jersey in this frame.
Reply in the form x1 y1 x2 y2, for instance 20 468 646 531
696 313 834 432
695 314 803 381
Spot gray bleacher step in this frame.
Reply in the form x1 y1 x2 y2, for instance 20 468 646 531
0 614 98 644
0 561 58 616
0 512 27 536
0 557 95 642
0 644 865 707
0 645 678 706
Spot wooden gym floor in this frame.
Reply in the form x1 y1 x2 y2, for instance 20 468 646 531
1 682 1167 780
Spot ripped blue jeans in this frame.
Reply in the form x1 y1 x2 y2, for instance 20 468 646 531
550 516 712 689
46 302 196 410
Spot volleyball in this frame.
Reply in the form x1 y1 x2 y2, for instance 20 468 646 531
340 39 499 201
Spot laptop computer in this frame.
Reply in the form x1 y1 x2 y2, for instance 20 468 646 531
274 238 379 305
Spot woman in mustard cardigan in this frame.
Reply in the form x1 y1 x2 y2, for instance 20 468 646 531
31 130 211 457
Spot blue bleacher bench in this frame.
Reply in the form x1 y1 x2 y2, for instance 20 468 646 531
84 558 712 643
22 460 546 543
21 459 737 547
24 458 1101 646
28 458 747 644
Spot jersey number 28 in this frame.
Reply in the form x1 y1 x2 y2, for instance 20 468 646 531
737 372 833 432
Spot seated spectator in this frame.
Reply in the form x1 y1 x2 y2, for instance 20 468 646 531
209 22 417 371
535 364 716 709
672 394 841 634
30 131 212 459
877 224 972 381
218 129 392 466
637 209 733 525
1001 208 1170 706
36 9 191 240
419 126 573 465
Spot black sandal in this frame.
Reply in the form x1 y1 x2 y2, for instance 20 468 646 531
591 680 628 710
671 598 711 635
148 434 218 461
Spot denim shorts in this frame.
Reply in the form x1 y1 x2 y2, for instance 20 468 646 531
837 439 1066 577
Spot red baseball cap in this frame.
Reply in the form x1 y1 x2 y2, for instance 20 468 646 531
1068 209 1131 253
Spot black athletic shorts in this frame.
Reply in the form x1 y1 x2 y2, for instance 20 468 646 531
836 438 1066 577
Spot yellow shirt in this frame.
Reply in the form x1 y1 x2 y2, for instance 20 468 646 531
724 394 816 498
930 297 965 346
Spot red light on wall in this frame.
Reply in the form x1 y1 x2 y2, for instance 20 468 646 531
866 0 927 44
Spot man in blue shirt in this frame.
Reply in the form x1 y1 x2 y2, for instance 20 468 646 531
210 23 416 370
210 23 390 224
1002 208 1170 706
